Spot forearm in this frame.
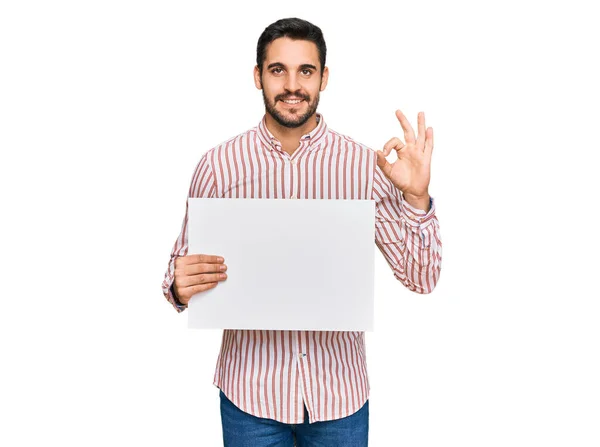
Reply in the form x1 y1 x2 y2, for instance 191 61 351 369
376 205 442 294
162 151 216 312
373 169 442 294
162 251 188 313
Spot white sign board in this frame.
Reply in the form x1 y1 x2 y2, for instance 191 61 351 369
187 198 375 331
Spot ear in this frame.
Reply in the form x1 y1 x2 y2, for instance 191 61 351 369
254 66 262 90
320 66 329 91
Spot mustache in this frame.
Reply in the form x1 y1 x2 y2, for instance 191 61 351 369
275 92 310 102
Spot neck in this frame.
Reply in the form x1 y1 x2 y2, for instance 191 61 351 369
264 113 318 156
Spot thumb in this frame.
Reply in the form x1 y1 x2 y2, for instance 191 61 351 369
376 150 395 179
376 150 387 169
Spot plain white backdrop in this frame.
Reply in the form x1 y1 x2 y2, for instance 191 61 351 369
1 0 598 445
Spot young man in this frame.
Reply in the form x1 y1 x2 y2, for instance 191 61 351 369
162 17 442 446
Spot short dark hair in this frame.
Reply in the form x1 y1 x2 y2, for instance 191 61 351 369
256 18 327 74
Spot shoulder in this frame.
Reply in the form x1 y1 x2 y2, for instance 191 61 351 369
326 128 376 155
201 127 258 161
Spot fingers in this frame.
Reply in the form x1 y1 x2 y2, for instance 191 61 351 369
378 136 406 177
175 268 228 287
173 267 227 304
185 262 227 275
184 272 227 287
176 254 224 266
376 150 391 175
383 137 404 154
395 110 416 144
176 282 219 305
187 282 218 294
175 254 225 274
174 253 228 304
425 127 434 156
416 112 426 149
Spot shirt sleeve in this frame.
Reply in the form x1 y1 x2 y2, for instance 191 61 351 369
372 164 442 294
161 152 217 312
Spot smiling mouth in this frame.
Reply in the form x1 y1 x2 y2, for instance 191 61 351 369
281 98 304 105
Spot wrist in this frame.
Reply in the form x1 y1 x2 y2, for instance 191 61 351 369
402 191 431 212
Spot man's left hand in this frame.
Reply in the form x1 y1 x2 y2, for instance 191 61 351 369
376 109 433 211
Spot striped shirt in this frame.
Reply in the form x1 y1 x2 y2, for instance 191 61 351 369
162 114 442 424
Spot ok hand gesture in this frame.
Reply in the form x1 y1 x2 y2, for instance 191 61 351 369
376 110 434 210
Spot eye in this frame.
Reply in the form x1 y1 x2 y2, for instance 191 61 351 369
271 67 284 75
301 69 313 76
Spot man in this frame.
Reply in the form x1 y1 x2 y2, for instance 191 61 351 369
162 17 442 446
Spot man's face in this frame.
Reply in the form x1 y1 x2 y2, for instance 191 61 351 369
254 37 329 128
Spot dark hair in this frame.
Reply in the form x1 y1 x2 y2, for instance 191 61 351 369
256 18 327 74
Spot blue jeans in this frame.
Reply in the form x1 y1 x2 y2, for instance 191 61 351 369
219 390 369 446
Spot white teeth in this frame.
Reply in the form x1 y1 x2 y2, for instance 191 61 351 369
283 99 302 104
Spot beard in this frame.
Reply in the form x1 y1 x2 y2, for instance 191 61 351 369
262 89 320 129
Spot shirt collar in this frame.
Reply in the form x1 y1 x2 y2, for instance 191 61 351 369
256 113 328 152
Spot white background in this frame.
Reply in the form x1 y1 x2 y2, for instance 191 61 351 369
1 0 598 445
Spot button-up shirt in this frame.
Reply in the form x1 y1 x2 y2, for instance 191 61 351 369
162 114 442 423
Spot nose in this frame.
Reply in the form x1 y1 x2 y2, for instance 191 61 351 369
284 72 300 92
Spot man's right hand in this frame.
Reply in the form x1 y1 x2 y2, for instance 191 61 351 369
173 254 227 305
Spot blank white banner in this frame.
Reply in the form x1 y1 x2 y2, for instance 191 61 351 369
188 198 375 331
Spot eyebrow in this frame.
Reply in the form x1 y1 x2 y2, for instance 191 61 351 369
267 62 318 71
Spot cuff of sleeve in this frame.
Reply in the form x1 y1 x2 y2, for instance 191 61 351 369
162 278 187 313
170 285 187 312
401 194 436 229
